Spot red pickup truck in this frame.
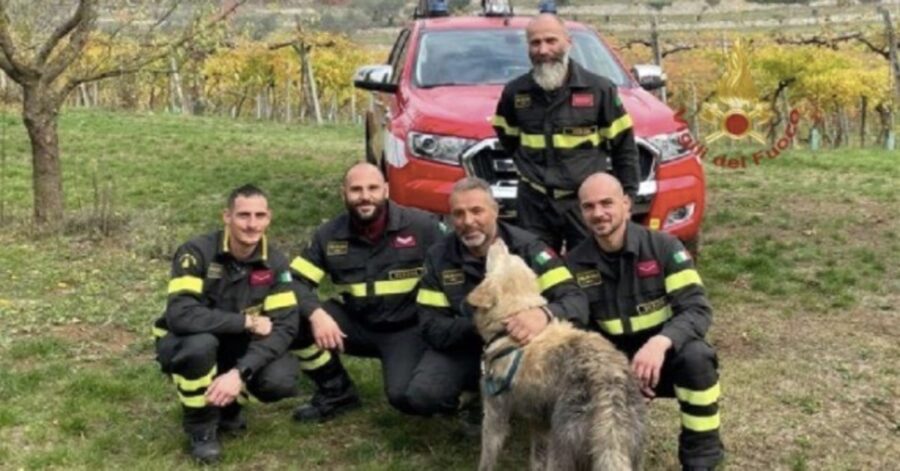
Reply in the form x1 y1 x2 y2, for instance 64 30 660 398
353 4 705 251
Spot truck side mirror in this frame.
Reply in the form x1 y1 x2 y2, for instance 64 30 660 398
632 64 667 91
353 65 397 94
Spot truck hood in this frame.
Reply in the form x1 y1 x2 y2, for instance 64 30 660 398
405 84 684 140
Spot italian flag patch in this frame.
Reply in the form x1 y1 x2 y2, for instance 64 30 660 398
673 249 691 264
534 248 556 266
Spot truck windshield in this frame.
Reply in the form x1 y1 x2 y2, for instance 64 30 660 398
414 29 630 88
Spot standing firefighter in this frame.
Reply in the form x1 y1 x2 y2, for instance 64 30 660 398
567 173 724 471
493 13 639 252
288 163 444 420
153 185 300 464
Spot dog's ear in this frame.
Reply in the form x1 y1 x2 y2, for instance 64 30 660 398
467 279 496 308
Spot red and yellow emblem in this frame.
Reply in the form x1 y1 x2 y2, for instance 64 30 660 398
701 40 771 145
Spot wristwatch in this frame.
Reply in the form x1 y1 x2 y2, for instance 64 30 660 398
237 365 253 383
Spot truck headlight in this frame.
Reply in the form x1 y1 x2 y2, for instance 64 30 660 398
647 129 693 162
408 132 477 166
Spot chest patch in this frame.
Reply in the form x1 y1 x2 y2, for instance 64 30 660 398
389 267 424 280
575 270 603 288
572 93 594 108
326 240 349 256
392 234 417 249
637 296 667 315
250 269 273 286
514 94 532 109
442 269 465 286
563 125 598 137
636 260 661 278
207 262 224 280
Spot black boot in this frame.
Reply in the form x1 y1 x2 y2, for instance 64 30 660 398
218 403 247 435
293 355 361 423
188 427 222 464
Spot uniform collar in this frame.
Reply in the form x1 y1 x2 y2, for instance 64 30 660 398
218 228 269 264
622 221 643 256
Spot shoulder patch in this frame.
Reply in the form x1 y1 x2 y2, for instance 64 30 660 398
673 249 692 264
534 248 557 266
207 262 223 279
179 252 198 270
326 240 349 256
277 271 292 283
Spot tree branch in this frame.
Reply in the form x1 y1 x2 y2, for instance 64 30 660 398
661 44 696 58
0 1 37 81
42 0 98 84
36 0 92 66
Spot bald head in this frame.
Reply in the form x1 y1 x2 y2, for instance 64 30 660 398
343 162 384 188
342 161 388 222
578 173 631 247
579 172 625 202
526 13 568 40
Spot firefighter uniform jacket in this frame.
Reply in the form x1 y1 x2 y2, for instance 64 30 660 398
492 59 640 197
291 202 443 329
416 221 589 351
155 230 300 379
565 221 711 354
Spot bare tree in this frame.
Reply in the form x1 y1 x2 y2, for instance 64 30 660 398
0 0 245 229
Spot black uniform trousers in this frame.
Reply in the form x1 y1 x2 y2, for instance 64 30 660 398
516 182 590 254
404 344 482 416
155 332 299 434
291 300 426 414
630 339 724 468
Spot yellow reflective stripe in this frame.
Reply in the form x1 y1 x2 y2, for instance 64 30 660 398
178 392 207 408
675 383 721 407
167 276 203 295
596 305 672 335
335 283 367 297
173 366 217 392
665 269 703 293
292 345 321 359
492 115 520 136
151 326 168 339
537 266 573 291
264 291 297 311
520 133 546 149
291 257 325 284
237 389 260 405
681 412 720 432
553 133 600 148
599 114 633 140
417 288 450 308
299 350 332 371
374 278 419 296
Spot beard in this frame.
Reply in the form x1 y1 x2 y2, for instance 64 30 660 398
347 198 386 224
532 52 569 91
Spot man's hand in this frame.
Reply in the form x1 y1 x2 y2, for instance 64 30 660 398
503 307 549 345
631 335 673 399
310 308 346 352
245 315 272 337
205 368 243 407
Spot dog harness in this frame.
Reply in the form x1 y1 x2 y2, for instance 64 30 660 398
481 333 524 396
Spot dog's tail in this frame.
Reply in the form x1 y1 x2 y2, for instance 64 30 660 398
590 373 646 471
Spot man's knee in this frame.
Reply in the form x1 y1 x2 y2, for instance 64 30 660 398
405 378 457 416
250 356 299 403
672 340 718 379
166 333 219 377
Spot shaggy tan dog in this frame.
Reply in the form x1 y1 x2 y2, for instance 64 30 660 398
467 240 645 471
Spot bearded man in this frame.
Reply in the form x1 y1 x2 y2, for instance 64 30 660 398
288 162 444 420
492 13 640 253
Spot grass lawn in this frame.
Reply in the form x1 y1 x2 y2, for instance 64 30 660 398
0 109 898 469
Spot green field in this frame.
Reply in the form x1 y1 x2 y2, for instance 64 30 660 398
0 109 898 469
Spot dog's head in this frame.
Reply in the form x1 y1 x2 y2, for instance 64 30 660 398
467 239 547 341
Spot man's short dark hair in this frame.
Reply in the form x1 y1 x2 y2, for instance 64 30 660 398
227 184 268 209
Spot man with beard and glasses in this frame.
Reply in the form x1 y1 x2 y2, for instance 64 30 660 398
405 177 587 426
492 13 639 253
288 162 444 420
566 173 724 471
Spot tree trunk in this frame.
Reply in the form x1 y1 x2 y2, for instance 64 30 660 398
22 85 64 226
